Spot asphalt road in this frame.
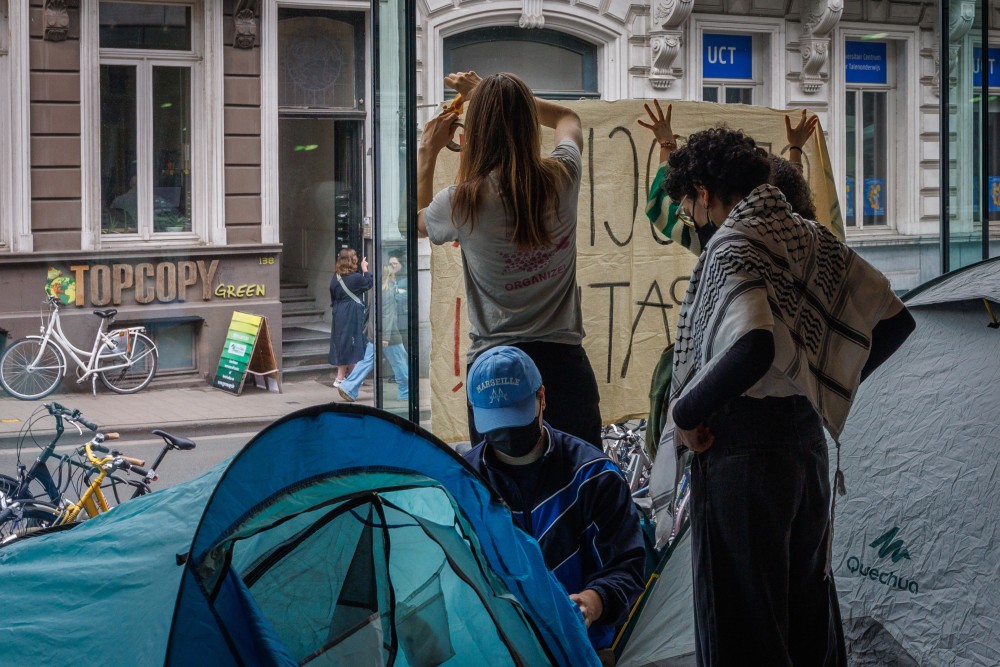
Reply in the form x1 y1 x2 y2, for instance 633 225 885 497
0 431 253 492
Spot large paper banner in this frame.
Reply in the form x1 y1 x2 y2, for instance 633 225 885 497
429 100 843 443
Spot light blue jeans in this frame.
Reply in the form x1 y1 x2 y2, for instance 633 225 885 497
339 341 409 401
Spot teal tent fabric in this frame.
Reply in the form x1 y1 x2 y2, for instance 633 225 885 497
1 404 599 666
0 462 226 666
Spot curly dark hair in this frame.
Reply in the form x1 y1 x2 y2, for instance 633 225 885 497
769 155 817 220
665 127 771 206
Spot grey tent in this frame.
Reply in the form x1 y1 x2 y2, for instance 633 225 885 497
832 257 1000 664
612 257 1000 666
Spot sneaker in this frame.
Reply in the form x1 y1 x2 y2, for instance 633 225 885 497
333 379 343 388
338 387 356 402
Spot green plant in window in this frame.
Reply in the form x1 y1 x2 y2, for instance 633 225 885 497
154 210 191 233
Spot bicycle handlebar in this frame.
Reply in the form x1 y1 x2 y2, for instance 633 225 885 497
45 403 98 432
84 442 145 467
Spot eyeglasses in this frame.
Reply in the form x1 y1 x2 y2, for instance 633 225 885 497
677 196 696 229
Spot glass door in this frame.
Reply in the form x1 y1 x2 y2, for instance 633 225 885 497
373 0 417 420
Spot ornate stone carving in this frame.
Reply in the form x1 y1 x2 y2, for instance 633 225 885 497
234 8 258 49
650 32 684 90
653 0 695 29
43 0 70 42
936 0 976 94
648 0 693 91
798 0 843 94
519 0 544 29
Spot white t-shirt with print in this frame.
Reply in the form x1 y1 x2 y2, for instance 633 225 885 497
423 140 584 362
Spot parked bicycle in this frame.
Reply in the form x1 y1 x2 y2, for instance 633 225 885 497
0 403 195 542
0 295 158 400
602 419 652 498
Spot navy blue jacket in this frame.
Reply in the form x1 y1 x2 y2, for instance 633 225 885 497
464 423 645 649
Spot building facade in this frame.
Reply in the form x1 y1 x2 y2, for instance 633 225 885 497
0 0 416 410
416 0 998 291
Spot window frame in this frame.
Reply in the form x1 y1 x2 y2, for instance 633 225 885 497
0 0 31 253
261 0 372 246
834 26 919 237
81 0 224 250
689 16 782 108
442 26 600 100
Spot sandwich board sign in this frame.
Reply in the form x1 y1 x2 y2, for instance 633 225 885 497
212 311 280 395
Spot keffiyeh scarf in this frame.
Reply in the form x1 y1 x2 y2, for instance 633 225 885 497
670 183 897 441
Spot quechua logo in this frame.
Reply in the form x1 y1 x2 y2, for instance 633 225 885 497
845 526 920 595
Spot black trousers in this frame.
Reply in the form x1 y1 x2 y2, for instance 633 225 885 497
467 341 602 448
690 395 846 667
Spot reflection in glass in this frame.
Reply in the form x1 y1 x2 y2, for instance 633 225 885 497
99 2 191 51
375 0 415 419
845 91 857 226
862 91 888 225
101 65 138 234
702 87 719 103
153 67 192 233
724 87 753 104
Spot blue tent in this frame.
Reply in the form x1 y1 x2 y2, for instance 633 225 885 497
0 404 599 666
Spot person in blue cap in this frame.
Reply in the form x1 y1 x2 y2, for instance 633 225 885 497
462 345 645 651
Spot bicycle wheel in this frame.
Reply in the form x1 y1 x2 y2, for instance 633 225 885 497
0 338 66 400
0 500 61 544
99 332 158 394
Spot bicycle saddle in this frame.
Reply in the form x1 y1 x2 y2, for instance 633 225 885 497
152 429 197 450
93 309 118 319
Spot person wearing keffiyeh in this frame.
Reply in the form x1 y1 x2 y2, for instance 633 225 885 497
640 123 914 667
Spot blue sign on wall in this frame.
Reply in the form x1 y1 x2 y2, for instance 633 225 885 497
845 41 887 84
703 34 753 80
990 176 1000 213
845 177 855 218
973 48 1000 87
863 177 886 216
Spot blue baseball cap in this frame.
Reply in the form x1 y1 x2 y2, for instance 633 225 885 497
467 346 543 433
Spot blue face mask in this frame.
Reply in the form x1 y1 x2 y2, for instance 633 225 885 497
484 418 542 458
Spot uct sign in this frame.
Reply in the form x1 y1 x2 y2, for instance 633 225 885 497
703 34 753 80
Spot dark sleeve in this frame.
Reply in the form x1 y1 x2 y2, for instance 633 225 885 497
584 468 646 627
672 329 775 430
355 271 374 291
860 307 916 382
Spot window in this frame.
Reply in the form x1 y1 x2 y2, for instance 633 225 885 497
844 40 891 228
120 318 200 372
972 46 1000 227
444 28 599 99
276 8 366 284
701 33 758 104
98 2 198 239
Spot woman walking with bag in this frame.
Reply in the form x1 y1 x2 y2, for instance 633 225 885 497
415 70 602 448
328 248 372 387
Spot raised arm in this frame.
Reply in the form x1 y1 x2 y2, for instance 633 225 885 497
416 112 459 238
784 109 819 169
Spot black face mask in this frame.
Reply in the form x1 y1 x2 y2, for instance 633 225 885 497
484 419 542 458
696 220 718 250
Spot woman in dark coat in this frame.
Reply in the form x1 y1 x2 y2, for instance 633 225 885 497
328 248 372 385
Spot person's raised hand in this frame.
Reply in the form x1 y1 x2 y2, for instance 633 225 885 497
420 113 460 154
785 109 819 151
360 256 369 273
636 100 680 150
674 422 715 453
444 71 482 98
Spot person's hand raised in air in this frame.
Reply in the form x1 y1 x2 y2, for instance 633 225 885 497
444 71 482 98
637 100 681 162
784 109 819 165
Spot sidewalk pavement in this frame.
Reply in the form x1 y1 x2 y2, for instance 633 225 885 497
0 377 425 446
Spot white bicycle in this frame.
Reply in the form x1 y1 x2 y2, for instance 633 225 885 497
0 296 158 400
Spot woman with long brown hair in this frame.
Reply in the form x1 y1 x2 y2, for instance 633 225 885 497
416 71 602 448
